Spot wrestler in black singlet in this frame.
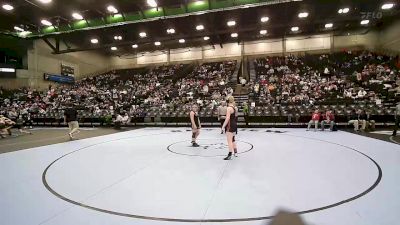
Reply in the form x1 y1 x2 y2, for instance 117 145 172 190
190 111 200 128
225 106 237 133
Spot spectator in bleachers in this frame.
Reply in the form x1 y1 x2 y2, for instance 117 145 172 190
2 52 400 130
321 110 336 131
357 88 367 99
307 110 320 131
114 111 130 129
14 114 33 135
0 115 15 138
358 110 368 132
252 51 399 107
366 111 376 131
243 102 249 116
348 109 360 131
392 102 400 136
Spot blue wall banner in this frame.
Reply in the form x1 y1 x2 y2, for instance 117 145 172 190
44 73 75 84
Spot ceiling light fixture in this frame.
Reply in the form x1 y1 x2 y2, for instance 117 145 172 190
203 36 210 40
132 44 138 48
38 0 52 4
325 23 333 28
381 3 394 10
72 12 83 20
167 28 175 34
41 19 52 26
179 39 185 43
231 33 238 38
139 32 147 38
260 16 269 23
91 38 99 44
291 26 299 32
2 4 14 11
338 7 349 14
154 41 161 46
14 26 24 32
111 46 117 51
19 31 32 37
360 20 370 25
227 20 236 26
298 12 309 18
107 5 118 14
196 24 204 30
147 0 157 8
259 29 267 35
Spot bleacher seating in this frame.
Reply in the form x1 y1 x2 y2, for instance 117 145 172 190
0 52 399 127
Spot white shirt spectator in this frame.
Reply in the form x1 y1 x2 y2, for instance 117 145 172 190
116 114 130 124
358 89 367 98
203 85 209 93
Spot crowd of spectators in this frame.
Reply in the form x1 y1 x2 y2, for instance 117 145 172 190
173 61 236 107
251 51 400 106
1 51 399 131
0 61 237 128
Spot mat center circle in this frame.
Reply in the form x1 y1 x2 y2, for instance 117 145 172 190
167 139 253 157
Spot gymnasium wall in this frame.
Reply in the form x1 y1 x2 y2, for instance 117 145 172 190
170 47 203 62
333 31 379 51
137 51 169 65
2 39 111 89
379 20 400 53
244 39 283 55
31 40 111 78
110 56 138 70
110 32 376 68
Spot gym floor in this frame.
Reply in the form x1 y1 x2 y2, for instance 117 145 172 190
1 127 399 225
0 127 135 154
1 126 399 154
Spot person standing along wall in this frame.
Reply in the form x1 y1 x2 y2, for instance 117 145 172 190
392 102 400 136
64 103 80 140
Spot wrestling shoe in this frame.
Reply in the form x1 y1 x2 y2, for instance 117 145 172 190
224 154 232 160
192 142 200 147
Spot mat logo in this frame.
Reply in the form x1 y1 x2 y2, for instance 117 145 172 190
202 142 228 150
361 11 382 19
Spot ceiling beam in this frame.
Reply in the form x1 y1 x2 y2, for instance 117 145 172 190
53 23 284 54
55 37 60 51
62 39 71 50
43 37 59 53
20 0 301 39
53 18 375 55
